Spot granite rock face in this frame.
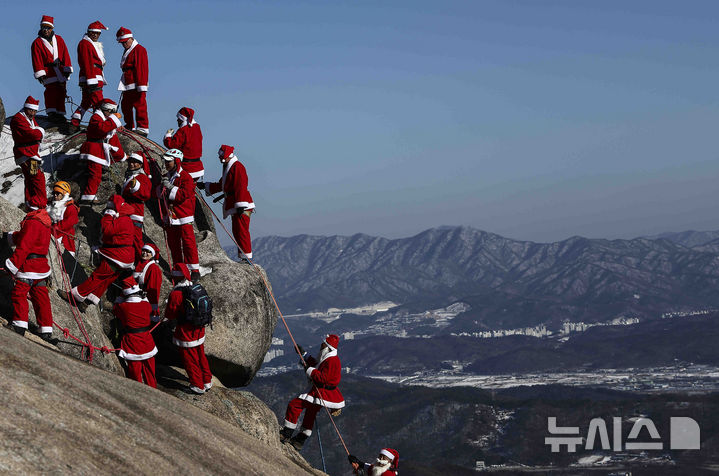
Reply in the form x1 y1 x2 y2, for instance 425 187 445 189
0 327 320 475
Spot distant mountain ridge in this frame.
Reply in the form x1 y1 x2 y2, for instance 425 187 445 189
240 226 719 329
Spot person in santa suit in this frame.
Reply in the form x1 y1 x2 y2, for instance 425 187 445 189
133 243 162 321
121 151 152 261
2 208 54 341
280 334 345 450
164 263 212 394
58 195 134 312
71 20 108 130
348 448 400 476
199 145 254 261
47 181 79 257
30 15 72 123
79 98 126 203
163 107 203 180
113 275 158 388
10 96 47 211
116 27 149 137
158 149 200 281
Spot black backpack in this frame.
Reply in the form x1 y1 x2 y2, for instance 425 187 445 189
181 283 213 327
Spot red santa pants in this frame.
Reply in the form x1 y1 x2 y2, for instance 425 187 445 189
132 221 143 262
81 161 103 201
126 357 157 388
121 90 148 133
44 81 67 114
178 344 212 389
284 398 321 433
73 259 121 305
231 212 252 259
71 87 104 125
167 223 199 271
11 279 53 333
20 161 47 210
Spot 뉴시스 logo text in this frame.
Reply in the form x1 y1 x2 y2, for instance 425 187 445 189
545 416 700 453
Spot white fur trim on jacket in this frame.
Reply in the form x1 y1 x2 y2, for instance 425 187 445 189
119 347 158 361
173 335 205 348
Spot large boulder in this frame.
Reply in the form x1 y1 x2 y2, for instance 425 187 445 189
0 196 123 375
0 327 321 475
50 129 277 386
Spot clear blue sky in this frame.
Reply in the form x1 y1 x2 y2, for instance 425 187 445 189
2 1 719 244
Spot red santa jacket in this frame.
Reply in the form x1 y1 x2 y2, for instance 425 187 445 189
356 465 396 476
206 156 254 219
118 41 148 92
80 110 126 166
133 258 162 315
77 35 105 88
113 294 157 361
163 119 203 179
5 209 52 281
161 164 196 225
98 199 135 269
164 282 206 347
49 199 79 254
121 171 151 223
31 33 72 84
10 111 45 164
298 350 345 409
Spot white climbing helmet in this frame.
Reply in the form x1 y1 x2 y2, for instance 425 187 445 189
163 148 184 161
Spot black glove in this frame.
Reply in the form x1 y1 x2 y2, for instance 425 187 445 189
348 454 362 465
196 182 205 190
37 77 45 85
296 345 305 356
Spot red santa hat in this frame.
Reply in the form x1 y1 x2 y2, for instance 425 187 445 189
323 334 339 350
120 275 141 296
87 21 108 32
379 448 399 469
172 262 192 281
218 145 235 161
128 151 145 164
128 150 152 176
116 27 133 42
107 194 126 211
23 96 40 111
142 243 160 259
40 15 54 27
99 98 118 112
177 107 195 126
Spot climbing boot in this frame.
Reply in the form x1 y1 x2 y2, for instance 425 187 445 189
279 427 294 443
57 289 89 312
290 433 309 451
12 325 26 337
188 385 205 395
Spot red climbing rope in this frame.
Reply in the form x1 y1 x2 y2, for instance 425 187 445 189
195 191 351 455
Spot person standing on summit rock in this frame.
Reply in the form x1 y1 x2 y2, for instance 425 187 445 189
163 107 203 181
10 96 47 211
116 27 149 136
71 21 108 131
30 15 73 124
